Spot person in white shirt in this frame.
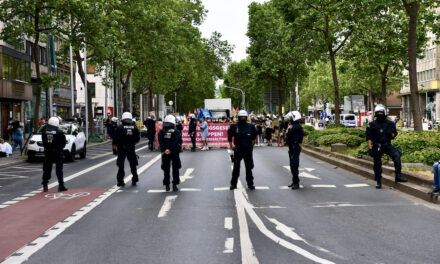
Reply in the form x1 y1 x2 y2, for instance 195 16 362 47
0 138 13 157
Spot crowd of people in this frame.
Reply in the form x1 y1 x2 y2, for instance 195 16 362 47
0 119 25 158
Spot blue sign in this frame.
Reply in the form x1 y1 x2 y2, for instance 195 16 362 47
322 112 327 118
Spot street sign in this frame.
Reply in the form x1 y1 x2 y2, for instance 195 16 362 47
322 112 327 118
168 100 173 106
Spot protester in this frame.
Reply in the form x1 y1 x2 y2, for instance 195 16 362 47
0 138 12 157
199 116 209 150
145 115 156 151
264 115 273 146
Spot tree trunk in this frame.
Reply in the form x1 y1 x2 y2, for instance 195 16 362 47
32 8 42 132
369 88 375 114
378 64 389 107
329 51 341 124
403 0 422 131
75 49 95 136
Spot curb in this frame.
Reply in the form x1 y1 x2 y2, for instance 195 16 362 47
302 145 439 204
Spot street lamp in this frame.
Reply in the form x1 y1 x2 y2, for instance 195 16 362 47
225 86 245 110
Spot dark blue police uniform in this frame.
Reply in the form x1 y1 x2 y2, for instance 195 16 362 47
42 124 67 189
366 119 401 182
188 119 197 151
228 122 257 188
285 122 304 186
158 126 182 187
113 120 140 186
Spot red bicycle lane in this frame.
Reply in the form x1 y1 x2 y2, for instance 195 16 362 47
0 188 108 262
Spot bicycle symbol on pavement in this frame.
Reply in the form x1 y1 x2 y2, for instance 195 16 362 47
45 192 91 200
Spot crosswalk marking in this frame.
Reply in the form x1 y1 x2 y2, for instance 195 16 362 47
224 217 233 230
223 237 234 253
214 187 230 191
283 166 320 179
311 185 336 188
344 184 369 188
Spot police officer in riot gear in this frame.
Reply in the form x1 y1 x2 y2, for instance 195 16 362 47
113 112 140 187
367 105 408 189
158 115 182 192
42 116 68 192
228 110 257 190
188 114 197 152
285 111 304 189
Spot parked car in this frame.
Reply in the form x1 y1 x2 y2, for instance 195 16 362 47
27 122 87 162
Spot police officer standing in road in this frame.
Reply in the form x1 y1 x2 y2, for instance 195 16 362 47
228 110 257 190
188 114 197 152
285 111 304 189
158 115 182 191
113 112 140 187
42 117 68 192
366 104 408 189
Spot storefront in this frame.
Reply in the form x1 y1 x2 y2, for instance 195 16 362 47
0 46 32 140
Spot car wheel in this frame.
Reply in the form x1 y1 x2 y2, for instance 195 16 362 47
80 143 86 159
69 145 76 162
28 152 35 162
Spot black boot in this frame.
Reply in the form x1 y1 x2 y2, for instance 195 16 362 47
132 177 138 186
248 185 255 190
376 179 382 189
173 184 179 192
58 183 68 192
288 183 294 187
165 185 170 192
117 182 125 187
43 183 48 192
291 184 300 189
229 185 237 190
395 174 408 183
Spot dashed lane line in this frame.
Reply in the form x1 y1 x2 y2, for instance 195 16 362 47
157 195 178 218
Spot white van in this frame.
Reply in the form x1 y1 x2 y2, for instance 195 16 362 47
340 114 357 127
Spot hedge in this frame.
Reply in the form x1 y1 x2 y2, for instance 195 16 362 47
316 134 364 147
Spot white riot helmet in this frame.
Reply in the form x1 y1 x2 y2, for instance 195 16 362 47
374 104 387 115
238 110 248 117
164 114 176 125
111 117 118 122
291 111 302 122
122 112 133 120
284 112 293 120
48 116 60 127
189 114 195 119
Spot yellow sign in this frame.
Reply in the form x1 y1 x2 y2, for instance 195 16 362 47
432 80 440 90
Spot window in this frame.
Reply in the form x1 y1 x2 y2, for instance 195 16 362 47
2 54 30 82
2 55 10 79
89 82 96 98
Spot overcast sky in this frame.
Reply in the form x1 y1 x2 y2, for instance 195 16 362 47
199 0 266 63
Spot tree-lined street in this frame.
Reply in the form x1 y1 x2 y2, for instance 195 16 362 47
0 144 439 264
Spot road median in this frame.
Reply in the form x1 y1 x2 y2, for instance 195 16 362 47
302 144 439 204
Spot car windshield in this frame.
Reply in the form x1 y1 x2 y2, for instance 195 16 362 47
345 115 355 121
211 111 226 119
35 123 72 135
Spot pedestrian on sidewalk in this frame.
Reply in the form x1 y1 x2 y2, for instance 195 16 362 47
11 121 24 155
158 115 182 192
113 112 140 187
0 138 12 157
228 110 257 190
285 111 304 189
188 114 197 152
366 104 408 189
199 117 209 150
42 117 68 192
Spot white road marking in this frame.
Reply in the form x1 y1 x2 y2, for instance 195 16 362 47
214 187 230 191
0 174 30 179
148 190 167 193
89 152 112 160
283 166 320 179
179 188 200 192
157 195 178 218
12 197 28 201
311 185 336 188
223 237 234 253
0 204 8 209
255 186 269 190
344 183 369 188
2 201 19 205
279 185 304 189
234 183 259 264
305 168 316 172
180 168 194 183
235 181 335 264
224 217 233 230
1 154 161 264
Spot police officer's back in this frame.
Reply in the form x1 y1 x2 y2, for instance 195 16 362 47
113 112 140 187
188 114 197 152
228 110 257 190
366 105 407 188
285 111 304 189
158 115 182 192
42 117 67 192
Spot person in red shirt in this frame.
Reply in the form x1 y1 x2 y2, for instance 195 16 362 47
38 117 45 127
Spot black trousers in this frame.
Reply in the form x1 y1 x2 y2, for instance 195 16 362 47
289 145 301 184
190 132 196 149
42 150 64 185
161 153 181 185
231 147 254 187
116 146 138 183
373 143 401 181
147 133 155 151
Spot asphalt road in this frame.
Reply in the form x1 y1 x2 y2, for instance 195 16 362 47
0 142 439 264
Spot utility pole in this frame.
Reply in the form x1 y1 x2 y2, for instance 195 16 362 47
113 61 117 117
84 47 88 140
